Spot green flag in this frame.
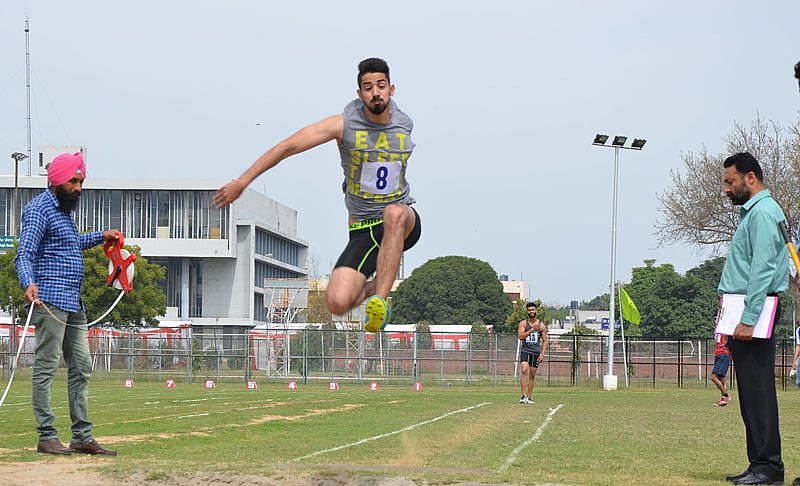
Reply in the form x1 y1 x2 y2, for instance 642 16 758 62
619 287 641 325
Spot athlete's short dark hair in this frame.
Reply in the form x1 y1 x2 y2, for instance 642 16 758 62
723 152 763 182
357 58 390 87
526 302 538 309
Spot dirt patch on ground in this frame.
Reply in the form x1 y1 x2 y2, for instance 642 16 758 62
0 461 538 486
0 458 109 486
247 403 365 425
99 431 211 445
88 403 368 446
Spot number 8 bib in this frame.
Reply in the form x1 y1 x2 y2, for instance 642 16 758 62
360 161 402 195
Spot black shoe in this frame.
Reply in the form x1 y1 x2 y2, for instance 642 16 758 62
728 471 751 482
732 471 783 485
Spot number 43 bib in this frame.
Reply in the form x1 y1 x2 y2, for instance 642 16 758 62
360 161 402 195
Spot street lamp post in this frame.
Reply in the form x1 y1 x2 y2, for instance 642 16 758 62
10 152 28 238
591 134 646 390
9 152 28 362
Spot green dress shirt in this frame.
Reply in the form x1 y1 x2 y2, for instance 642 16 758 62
718 189 789 326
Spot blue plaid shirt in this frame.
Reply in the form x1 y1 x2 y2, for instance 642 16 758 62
14 189 103 313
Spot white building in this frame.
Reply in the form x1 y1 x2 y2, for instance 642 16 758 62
1 168 308 336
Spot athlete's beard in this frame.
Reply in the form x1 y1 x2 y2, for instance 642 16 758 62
726 185 751 206
367 97 388 115
54 185 81 212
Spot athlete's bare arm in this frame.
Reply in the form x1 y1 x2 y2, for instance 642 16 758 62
213 114 344 208
517 320 528 340
538 324 548 364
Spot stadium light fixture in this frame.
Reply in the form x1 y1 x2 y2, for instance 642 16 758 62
590 134 646 391
593 134 609 145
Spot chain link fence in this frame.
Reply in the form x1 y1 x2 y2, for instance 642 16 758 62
2 327 798 390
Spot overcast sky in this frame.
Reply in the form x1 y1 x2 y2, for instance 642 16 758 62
1 1 799 305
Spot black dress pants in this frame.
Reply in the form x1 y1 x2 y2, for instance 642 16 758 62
727 299 784 481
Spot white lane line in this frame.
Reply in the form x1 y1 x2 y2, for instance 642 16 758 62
292 402 491 462
499 403 564 473
177 413 210 419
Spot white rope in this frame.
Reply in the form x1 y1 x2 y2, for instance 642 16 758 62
41 290 126 328
0 304 36 409
88 290 126 326
0 289 126 409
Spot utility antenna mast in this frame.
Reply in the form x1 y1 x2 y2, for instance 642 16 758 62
25 16 32 175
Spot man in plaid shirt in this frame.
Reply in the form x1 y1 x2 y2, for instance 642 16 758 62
14 152 119 456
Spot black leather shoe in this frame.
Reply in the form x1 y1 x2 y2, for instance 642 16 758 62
37 438 72 455
732 471 783 485
69 439 117 456
728 471 751 482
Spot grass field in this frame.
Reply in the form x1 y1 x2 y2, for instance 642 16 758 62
0 378 798 485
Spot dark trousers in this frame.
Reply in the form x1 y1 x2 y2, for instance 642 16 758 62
727 299 784 480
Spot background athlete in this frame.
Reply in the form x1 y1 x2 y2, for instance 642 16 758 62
517 302 547 404
711 333 732 407
214 58 420 332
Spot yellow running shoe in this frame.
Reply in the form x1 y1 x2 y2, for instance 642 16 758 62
364 295 390 333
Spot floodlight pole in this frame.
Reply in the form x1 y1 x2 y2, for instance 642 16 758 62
592 135 645 390
607 145 620 388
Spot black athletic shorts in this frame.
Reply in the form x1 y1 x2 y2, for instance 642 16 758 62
520 350 540 368
334 207 421 278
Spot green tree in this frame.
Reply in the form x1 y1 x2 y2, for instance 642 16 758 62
573 323 597 335
571 324 598 381
415 321 432 349
503 298 548 333
503 299 530 333
391 256 511 328
470 320 489 350
294 324 323 372
626 259 716 338
626 260 702 337
581 293 609 310
0 244 26 321
655 114 800 330
82 245 166 326
0 244 166 326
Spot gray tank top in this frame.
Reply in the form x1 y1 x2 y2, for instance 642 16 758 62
521 319 543 354
338 98 415 221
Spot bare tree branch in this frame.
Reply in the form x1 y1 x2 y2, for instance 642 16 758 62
655 115 800 256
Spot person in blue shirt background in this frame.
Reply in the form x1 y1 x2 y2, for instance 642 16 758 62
14 152 119 456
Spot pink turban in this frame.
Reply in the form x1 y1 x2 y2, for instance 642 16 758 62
48 152 87 186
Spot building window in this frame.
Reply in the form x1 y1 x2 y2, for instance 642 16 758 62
254 293 266 322
149 257 183 310
67 189 228 240
189 259 202 318
255 261 302 287
255 228 300 266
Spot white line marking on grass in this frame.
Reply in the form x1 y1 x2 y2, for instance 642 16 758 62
177 413 210 419
499 404 563 473
291 402 490 462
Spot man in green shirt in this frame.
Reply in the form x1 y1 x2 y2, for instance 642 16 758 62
718 152 788 485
